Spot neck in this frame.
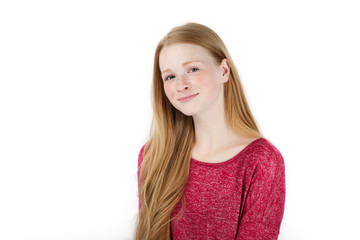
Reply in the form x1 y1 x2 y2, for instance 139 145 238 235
192 90 242 155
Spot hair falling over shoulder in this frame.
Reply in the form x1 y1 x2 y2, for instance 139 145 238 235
135 22 263 240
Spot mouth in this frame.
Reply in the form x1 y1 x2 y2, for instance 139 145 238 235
177 93 199 103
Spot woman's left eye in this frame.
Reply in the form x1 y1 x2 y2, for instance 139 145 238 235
189 68 199 73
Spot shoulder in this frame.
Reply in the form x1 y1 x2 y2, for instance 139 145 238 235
245 138 285 171
138 144 146 168
137 144 147 182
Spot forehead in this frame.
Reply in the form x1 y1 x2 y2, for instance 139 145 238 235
159 43 214 71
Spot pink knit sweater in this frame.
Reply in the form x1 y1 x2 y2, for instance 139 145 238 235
138 138 285 240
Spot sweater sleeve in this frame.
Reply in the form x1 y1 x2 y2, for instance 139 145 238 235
137 145 145 209
236 147 286 240
137 145 145 182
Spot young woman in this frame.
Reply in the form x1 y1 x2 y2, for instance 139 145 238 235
136 22 285 240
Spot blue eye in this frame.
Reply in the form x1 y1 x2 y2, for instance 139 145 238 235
189 68 199 73
165 75 175 81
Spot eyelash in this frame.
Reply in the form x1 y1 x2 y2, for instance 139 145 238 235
164 67 199 81
189 67 199 73
165 75 175 81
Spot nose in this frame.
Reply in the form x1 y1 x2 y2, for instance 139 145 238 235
176 74 191 92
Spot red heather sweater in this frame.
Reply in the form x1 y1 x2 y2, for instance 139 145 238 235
137 138 285 240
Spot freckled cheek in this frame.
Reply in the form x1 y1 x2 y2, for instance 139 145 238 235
163 84 174 100
194 72 207 85
195 73 217 94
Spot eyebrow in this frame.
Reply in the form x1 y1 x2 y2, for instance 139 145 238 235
161 60 201 75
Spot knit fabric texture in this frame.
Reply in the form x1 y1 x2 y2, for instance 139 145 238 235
137 138 286 240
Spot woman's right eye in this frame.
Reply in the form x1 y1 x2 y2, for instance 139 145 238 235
165 75 175 81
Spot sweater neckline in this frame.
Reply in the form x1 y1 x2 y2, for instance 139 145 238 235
190 138 264 167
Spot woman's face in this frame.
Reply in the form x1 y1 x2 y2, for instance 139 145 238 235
159 43 230 116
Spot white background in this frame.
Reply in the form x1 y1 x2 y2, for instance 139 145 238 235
1 0 359 239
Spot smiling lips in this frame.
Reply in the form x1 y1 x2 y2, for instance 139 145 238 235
177 93 199 103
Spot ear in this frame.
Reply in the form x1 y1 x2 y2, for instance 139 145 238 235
220 58 230 83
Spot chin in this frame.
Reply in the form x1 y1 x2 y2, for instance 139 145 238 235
181 112 195 116
176 107 198 117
